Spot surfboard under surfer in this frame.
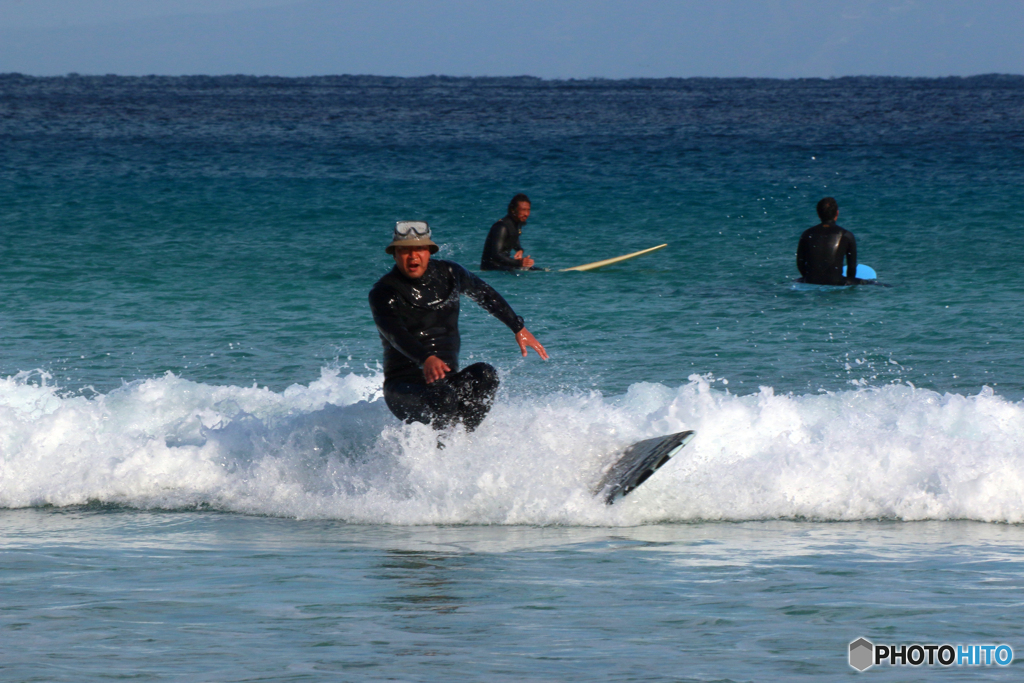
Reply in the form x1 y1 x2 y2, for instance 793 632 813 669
369 221 548 431
480 193 537 271
796 197 862 285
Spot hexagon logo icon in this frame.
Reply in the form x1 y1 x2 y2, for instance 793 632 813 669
849 638 874 671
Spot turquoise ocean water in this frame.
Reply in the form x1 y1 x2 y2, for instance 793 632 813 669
2 74 1024 680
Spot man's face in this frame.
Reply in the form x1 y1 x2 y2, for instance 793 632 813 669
394 245 432 279
513 201 531 224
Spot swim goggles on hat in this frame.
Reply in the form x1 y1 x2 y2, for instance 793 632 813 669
394 221 431 238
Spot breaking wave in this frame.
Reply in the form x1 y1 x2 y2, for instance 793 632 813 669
2 369 1022 525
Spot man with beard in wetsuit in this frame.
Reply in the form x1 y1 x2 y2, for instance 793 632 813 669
796 197 860 285
370 221 548 431
480 193 536 271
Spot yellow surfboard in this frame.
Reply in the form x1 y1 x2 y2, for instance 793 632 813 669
560 244 667 272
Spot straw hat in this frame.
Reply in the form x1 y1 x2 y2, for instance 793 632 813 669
385 221 439 254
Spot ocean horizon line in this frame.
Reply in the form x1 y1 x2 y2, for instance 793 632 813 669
2 72 1023 85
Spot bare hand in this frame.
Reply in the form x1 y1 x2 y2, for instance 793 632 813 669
515 250 535 269
423 355 450 383
515 328 549 360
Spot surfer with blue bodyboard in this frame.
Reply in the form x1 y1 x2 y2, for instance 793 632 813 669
796 197 868 285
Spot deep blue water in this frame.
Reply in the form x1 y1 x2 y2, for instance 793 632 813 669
3 74 1023 396
1 74 1023 680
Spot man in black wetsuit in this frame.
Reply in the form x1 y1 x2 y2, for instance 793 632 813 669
480 193 536 271
796 197 859 285
370 221 548 431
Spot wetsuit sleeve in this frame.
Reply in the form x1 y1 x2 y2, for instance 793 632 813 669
451 263 526 333
368 286 432 365
796 230 810 278
510 226 523 254
844 230 858 281
481 220 523 270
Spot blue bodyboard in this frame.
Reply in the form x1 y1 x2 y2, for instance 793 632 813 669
842 264 877 279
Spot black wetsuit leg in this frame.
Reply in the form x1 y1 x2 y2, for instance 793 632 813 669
383 362 500 431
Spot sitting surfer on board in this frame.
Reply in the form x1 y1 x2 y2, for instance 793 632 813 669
796 197 862 285
370 221 548 431
480 193 537 271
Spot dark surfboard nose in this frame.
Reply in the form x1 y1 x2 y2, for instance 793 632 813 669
594 430 696 504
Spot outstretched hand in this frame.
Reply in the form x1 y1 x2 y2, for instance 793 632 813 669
423 355 451 383
515 328 549 360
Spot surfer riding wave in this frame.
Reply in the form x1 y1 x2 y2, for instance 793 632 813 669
370 221 548 431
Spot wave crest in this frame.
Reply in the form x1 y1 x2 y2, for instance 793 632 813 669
1 370 1021 524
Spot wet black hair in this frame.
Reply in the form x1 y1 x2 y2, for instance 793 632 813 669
816 197 838 222
507 193 531 215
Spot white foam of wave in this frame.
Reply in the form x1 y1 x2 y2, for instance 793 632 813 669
1 369 1022 525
